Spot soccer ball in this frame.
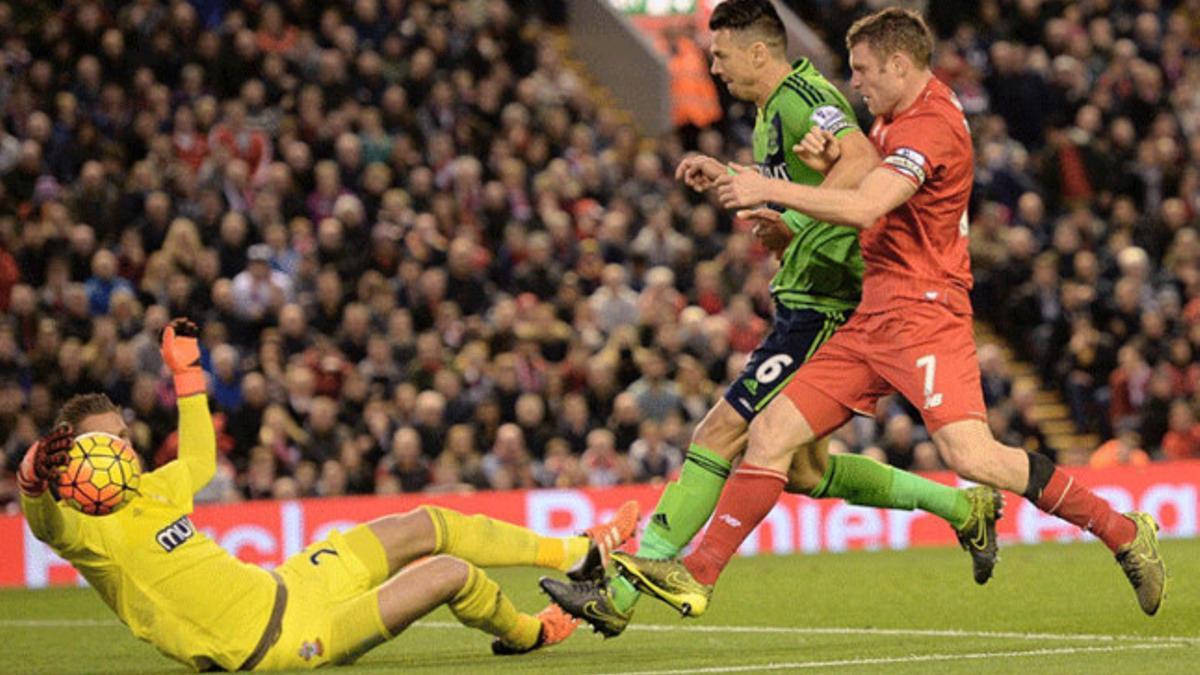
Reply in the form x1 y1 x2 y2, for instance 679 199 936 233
56 432 142 516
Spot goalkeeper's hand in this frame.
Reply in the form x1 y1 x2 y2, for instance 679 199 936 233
18 425 73 497
161 317 205 397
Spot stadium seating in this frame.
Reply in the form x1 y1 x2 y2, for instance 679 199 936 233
1 0 1197 511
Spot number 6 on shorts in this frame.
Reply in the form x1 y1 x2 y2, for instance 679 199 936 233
756 354 795 384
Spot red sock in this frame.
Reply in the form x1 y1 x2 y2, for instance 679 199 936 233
683 463 786 585
1035 469 1136 552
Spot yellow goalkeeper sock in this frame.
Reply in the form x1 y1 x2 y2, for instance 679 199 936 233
449 563 540 649
424 506 588 571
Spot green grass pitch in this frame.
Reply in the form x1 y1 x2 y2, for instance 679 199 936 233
3 539 1197 674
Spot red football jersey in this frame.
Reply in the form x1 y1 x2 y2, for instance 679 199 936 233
858 77 975 315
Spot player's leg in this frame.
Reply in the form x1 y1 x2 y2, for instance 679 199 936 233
327 555 576 664
739 311 974 528
600 400 743 608
547 318 807 633
884 304 1163 614
614 391 841 617
785 428 973 530
365 506 619 576
542 398 744 636
613 332 880 616
671 317 983 588
934 419 1164 614
639 399 744 561
552 311 833 631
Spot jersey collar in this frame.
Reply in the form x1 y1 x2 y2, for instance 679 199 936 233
762 59 814 115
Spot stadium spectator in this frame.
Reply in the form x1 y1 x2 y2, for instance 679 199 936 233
1090 431 1153 469
2 0 1199 514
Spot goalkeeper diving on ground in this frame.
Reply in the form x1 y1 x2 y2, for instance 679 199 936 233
18 317 637 670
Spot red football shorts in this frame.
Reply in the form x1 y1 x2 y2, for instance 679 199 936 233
783 301 987 435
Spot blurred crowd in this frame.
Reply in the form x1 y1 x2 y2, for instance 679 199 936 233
799 0 1200 467
1 0 1198 509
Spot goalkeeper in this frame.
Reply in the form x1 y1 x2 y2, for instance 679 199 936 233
18 317 637 670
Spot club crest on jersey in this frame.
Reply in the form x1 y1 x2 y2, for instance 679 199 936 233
155 516 196 552
299 638 324 661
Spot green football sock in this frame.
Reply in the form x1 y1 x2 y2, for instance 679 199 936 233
610 444 732 613
811 454 970 529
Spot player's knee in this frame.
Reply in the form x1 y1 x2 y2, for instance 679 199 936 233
423 555 470 597
745 404 800 469
783 462 821 494
938 441 985 480
372 508 437 554
933 422 998 482
378 510 422 533
783 440 830 494
692 403 746 460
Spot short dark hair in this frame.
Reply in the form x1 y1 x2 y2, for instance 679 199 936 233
846 7 934 68
709 0 786 53
55 393 120 430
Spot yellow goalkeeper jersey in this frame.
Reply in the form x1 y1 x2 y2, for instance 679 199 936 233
21 395 277 672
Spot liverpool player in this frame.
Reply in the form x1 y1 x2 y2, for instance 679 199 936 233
541 0 1001 639
613 7 1165 618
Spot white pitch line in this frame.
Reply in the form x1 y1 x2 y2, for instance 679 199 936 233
588 643 1185 675
0 619 121 627
6 618 1198 648
406 621 1200 646
617 623 1200 645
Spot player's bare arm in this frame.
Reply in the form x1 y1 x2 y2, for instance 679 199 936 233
806 130 880 189
740 128 882 251
720 164 916 230
793 127 839 174
674 153 791 256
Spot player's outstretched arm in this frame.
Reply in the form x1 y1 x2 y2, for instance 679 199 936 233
18 426 81 547
162 318 217 492
720 165 915 230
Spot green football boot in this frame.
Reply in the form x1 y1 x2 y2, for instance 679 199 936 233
611 552 712 617
954 486 1003 584
1115 512 1166 616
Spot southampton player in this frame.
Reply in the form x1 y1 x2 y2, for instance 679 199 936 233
614 8 1165 618
18 318 639 670
543 0 1002 637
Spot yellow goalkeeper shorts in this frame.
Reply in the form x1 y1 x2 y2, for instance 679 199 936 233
253 526 391 670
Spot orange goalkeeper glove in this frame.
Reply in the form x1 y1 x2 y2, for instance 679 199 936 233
18 425 73 497
161 318 206 397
